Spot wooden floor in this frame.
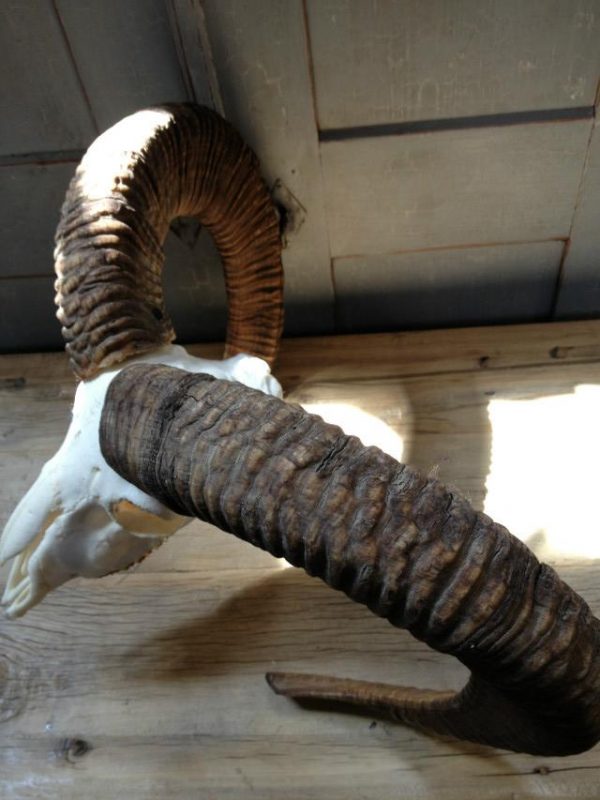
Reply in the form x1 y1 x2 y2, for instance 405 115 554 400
2 320 600 799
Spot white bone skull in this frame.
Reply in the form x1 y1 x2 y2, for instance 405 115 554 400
0 345 282 618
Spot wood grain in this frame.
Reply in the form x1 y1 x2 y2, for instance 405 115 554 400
0 3 96 155
0 163 75 279
163 225 227 345
166 0 223 112
55 0 189 132
556 116 600 318
321 120 592 258
0 277 63 353
2 322 600 797
334 240 564 332
306 0 600 129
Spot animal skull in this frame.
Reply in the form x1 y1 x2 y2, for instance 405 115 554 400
0 345 281 618
3 101 600 757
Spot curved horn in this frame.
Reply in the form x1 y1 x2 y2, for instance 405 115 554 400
100 364 600 756
54 104 283 379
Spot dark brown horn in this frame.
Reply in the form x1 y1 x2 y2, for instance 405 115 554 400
99 363 600 756
54 104 283 379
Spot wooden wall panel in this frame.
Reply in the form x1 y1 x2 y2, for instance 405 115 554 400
163 224 227 344
1 2 598 350
166 0 222 111
334 240 563 333
321 120 592 258
0 277 62 351
555 118 600 318
55 0 190 132
0 2 96 155
307 0 600 129
0 162 76 279
202 0 335 335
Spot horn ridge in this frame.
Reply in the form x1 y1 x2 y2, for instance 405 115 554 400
99 363 600 755
55 103 283 379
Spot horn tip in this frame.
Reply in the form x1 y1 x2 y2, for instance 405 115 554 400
265 671 300 696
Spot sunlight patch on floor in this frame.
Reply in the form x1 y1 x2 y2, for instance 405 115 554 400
484 384 600 560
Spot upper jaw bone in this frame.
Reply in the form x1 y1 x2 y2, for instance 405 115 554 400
0 345 282 617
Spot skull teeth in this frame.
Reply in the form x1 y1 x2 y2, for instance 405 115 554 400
1 538 47 617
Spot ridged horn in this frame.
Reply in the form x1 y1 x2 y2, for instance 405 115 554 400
54 103 283 379
99 364 600 756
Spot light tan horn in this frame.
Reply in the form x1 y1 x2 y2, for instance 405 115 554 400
54 103 284 379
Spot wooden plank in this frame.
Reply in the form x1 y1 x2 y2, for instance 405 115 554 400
306 0 600 129
2 322 600 797
334 240 563 332
202 0 334 335
166 0 223 112
0 277 62 353
275 320 600 389
163 223 227 344
555 117 600 318
0 163 76 279
321 120 592 257
55 0 190 133
0 2 96 155
2 319 600 385
0 559 598 800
